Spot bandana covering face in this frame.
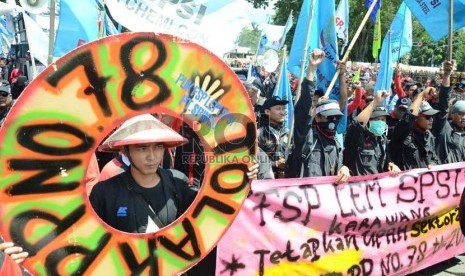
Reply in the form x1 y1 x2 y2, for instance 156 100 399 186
316 121 337 138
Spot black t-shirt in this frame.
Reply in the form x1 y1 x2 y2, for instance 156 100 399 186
89 168 197 233
132 181 171 226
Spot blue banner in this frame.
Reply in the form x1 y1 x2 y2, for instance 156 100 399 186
288 0 339 97
53 0 100 57
375 2 412 93
404 0 465 41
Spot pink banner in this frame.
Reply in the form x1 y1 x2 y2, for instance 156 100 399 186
216 162 465 275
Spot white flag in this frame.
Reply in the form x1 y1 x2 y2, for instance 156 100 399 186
257 12 293 54
23 13 49 66
105 0 258 58
335 0 349 54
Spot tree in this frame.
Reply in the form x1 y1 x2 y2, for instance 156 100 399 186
246 0 465 70
235 22 262 52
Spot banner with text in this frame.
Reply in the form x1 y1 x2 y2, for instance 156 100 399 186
216 162 465 275
105 0 255 58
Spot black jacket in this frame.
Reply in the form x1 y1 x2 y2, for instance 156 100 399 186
258 122 289 178
433 85 465 164
90 168 197 233
286 78 343 178
344 120 390 176
389 113 439 170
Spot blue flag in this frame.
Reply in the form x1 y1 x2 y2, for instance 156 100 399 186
288 0 338 94
288 0 347 132
365 0 382 24
273 55 294 128
54 0 100 57
404 0 465 41
375 2 412 93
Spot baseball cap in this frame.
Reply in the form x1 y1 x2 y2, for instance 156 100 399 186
262 96 288 110
452 100 465 114
395 97 412 109
455 82 465 92
315 99 343 117
370 106 389 119
0 81 10 94
418 101 439 116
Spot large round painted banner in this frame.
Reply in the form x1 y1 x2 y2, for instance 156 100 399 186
0 32 256 275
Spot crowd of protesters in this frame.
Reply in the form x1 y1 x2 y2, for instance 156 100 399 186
247 50 464 182
1 47 465 275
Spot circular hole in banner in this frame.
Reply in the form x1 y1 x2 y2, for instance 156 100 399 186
0 32 256 275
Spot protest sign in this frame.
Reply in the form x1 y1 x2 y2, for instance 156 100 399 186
217 163 465 275
0 32 256 275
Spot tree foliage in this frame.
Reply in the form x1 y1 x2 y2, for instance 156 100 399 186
244 0 464 69
235 22 262 52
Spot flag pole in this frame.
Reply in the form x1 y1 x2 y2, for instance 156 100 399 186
273 45 286 97
287 0 316 156
396 6 407 64
324 0 379 96
448 0 454 61
294 0 316 103
47 0 56 65
253 15 270 66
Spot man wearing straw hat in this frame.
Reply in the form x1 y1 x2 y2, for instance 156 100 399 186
90 114 258 233
89 114 196 233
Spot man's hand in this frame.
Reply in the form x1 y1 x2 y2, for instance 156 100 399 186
335 165 351 184
309 49 325 67
247 163 260 180
374 90 389 104
388 162 401 176
443 60 454 77
276 158 286 170
337 61 347 76
423 87 437 101
0 242 29 264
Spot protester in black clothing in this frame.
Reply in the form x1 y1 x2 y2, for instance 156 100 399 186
285 49 350 182
174 122 205 188
389 89 440 170
344 91 401 176
90 114 259 233
386 96 411 140
90 114 196 233
432 60 465 164
0 82 14 127
258 96 289 178
242 80 275 179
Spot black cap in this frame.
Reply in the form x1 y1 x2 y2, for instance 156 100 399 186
0 81 10 94
395 97 412 109
370 105 389 119
315 99 343 116
455 82 465 92
262 96 288 110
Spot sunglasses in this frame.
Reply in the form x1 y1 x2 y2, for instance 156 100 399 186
0 91 10 97
325 116 341 122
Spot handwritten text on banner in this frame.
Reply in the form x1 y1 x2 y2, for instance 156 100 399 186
216 163 465 275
